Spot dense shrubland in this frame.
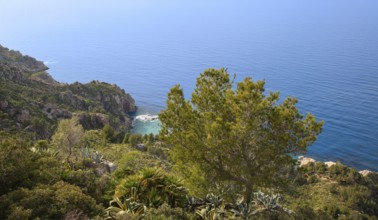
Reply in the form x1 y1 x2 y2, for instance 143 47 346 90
1 64 377 219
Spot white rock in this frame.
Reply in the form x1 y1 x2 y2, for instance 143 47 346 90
324 161 336 167
298 157 315 166
135 114 159 122
359 170 373 176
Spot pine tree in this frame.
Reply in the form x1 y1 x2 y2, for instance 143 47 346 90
159 68 323 201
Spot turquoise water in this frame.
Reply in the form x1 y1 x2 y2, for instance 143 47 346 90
1 0 378 171
130 106 161 135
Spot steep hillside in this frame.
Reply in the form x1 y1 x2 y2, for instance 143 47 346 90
0 45 136 139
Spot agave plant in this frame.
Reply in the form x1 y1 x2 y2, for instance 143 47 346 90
93 151 104 163
105 189 147 219
165 184 188 207
253 191 281 211
194 194 229 220
187 196 205 211
204 193 223 208
196 204 229 220
230 196 255 219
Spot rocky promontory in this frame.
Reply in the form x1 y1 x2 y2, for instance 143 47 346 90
0 44 136 138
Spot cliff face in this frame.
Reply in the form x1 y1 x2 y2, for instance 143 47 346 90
0 45 136 138
0 45 48 73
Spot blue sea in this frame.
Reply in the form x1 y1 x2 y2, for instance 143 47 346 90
1 0 378 171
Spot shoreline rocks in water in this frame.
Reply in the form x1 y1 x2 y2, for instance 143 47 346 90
297 156 375 176
135 114 159 122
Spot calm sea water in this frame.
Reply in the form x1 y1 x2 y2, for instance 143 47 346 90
1 0 378 171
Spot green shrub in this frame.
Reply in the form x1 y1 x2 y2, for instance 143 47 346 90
6 206 32 220
63 168 111 203
328 163 363 185
307 175 318 184
122 132 130 144
115 168 188 208
329 184 338 194
324 204 341 219
116 151 169 177
294 205 317 219
315 162 327 174
144 203 196 220
147 143 169 160
0 182 101 219
129 134 143 146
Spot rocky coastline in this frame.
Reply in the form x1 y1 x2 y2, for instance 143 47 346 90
0 44 136 138
298 156 375 176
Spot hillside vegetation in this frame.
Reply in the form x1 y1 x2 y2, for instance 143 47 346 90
0 45 136 139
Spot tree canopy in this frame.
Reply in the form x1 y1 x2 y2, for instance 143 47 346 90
159 68 324 200
51 117 84 163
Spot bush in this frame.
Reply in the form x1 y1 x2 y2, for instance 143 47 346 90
328 163 363 185
0 182 101 219
35 139 49 151
102 124 114 143
6 206 32 220
122 132 130 144
315 162 327 174
0 133 62 195
307 175 318 184
115 168 188 208
129 134 143 146
294 205 317 219
116 151 169 177
324 204 341 219
63 168 111 203
144 203 196 220
147 143 169 160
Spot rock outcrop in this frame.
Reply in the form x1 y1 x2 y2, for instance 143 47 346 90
0 45 48 73
298 156 376 174
0 45 136 138
297 156 315 166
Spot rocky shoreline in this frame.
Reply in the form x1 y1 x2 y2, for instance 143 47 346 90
297 156 375 176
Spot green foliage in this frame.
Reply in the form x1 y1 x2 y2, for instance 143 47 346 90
52 117 84 163
0 133 35 194
159 68 324 201
129 134 143 146
123 132 130 144
328 163 364 185
35 139 49 151
253 192 284 214
147 142 170 160
186 191 291 220
148 133 155 143
6 206 33 220
143 134 149 142
115 168 188 208
144 203 196 220
105 196 146 219
0 132 62 195
63 168 112 204
0 48 136 139
103 124 114 144
0 181 101 219
84 129 103 148
115 151 169 177
285 162 378 219
193 194 229 220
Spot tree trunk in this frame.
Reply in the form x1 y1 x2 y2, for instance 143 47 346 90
244 186 253 220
